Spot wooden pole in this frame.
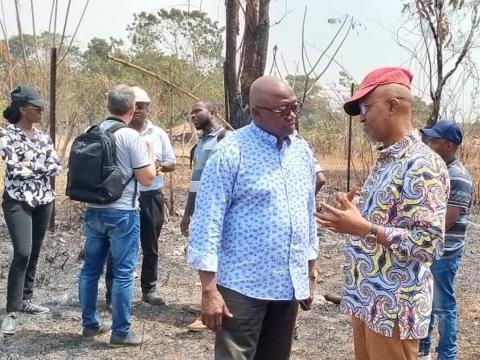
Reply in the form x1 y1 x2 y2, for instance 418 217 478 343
49 47 57 231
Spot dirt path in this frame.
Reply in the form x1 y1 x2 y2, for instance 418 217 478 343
0 196 479 360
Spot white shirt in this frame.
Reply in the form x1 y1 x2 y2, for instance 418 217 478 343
138 119 176 191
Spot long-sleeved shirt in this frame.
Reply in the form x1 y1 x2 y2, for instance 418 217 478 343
0 124 61 207
187 123 318 300
341 131 449 340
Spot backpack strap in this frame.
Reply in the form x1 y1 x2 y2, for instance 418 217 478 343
106 122 127 133
189 128 228 170
217 128 228 142
189 144 197 170
102 118 136 207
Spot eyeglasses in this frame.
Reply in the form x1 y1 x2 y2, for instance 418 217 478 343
359 97 409 115
256 101 303 117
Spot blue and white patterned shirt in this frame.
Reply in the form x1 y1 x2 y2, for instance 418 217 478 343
187 122 318 300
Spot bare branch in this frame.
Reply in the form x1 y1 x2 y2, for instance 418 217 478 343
30 0 44 72
441 5 480 87
14 0 29 79
57 0 72 57
307 17 353 96
59 0 91 64
107 55 234 130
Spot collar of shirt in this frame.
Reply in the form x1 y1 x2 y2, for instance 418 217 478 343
200 126 225 140
250 122 292 149
377 130 419 161
9 124 41 138
447 158 460 169
139 119 155 136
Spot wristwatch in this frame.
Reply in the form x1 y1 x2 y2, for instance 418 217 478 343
365 223 378 245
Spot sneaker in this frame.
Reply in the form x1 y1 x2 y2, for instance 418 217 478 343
187 317 207 332
417 352 432 360
1 312 17 335
21 300 50 315
109 330 151 347
82 321 112 339
142 293 165 306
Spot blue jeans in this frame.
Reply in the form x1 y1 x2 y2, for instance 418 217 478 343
79 208 140 337
419 252 463 360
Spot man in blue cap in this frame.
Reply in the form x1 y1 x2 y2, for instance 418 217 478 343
419 120 473 360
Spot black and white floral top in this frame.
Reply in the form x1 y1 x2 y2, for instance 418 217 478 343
0 124 61 207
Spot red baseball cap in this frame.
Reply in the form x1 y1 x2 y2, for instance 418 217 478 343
344 67 413 116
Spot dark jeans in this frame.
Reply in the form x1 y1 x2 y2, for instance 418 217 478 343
215 286 299 360
2 193 53 313
106 190 164 299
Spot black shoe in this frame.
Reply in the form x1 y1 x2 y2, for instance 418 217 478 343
109 330 151 347
82 321 112 339
142 293 165 306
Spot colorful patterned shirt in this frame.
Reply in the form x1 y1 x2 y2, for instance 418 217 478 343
341 131 449 339
0 124 61 207
187 123 318 300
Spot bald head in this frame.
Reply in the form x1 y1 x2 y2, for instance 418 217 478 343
249 76 298 139
250 76 295 108
372 83 413 115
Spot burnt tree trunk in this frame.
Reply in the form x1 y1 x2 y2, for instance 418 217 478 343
224 0 271 129
240 0 270 105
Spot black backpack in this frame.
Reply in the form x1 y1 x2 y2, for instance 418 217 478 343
66 118 135 205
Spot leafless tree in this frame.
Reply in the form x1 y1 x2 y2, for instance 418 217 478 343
400 0 480 126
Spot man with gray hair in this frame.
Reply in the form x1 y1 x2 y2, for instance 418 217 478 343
78 84 156 347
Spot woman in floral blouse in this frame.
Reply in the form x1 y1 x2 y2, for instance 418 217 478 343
0 86 61 335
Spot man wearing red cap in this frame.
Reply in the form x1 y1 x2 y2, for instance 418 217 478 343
316 67 450 360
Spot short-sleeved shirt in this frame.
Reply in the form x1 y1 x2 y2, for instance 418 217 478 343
88 119 150 210
137 119 176 192
189 127 228 193
444 159 473 256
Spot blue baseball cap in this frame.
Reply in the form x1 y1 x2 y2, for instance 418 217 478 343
420 120 463 145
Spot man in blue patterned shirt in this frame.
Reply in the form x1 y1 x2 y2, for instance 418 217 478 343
419 120 473 360
187 76 318 359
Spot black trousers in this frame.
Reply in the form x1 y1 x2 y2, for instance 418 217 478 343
2 193 53 313
106 190 164 298
215 286 299 360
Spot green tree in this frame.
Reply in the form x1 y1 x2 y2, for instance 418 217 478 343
127 9 224 70
81 37 125 76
